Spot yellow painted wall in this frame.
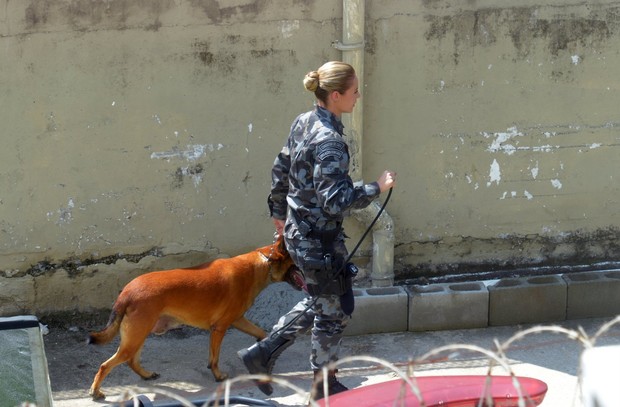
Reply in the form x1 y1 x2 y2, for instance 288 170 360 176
1 1 618 313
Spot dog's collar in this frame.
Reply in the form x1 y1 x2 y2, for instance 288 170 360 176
258 251 274 282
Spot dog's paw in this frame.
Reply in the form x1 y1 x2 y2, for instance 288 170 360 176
89 388 106 400
143 372 160 381
215 373 229 382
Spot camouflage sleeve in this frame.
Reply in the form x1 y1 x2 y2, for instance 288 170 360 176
269 143 290 220
269 116 301 219
313 138 380 215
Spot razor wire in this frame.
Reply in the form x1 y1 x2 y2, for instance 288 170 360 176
106 316 620 407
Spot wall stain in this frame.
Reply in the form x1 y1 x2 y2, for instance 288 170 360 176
21 0 279 31
241 171 252 193
226 34 242 44
250 49 274 58
24 1 50 27
396 226 620 282
24 0 175 31
193 40 215 65
17 247 163 278
191 38 296 93
187 0 267 24
508 8 613 57
192 39 236 75
423 6 619 64
171 164 204 189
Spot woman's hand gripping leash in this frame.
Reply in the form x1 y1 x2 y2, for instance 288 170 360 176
378 170 397 193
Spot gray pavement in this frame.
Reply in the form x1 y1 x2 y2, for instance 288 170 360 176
42 315 620 406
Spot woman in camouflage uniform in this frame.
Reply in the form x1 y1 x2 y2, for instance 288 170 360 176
238 61 396 400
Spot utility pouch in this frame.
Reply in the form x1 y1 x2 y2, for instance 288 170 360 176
305 254 351 297
297 220 312 238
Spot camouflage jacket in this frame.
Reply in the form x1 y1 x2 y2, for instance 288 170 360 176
269 106 380 242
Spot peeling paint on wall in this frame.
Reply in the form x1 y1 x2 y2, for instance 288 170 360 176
485 127 523 155
280 20 299 39
436 117 618 206
487 159 501 187
150 144 224 161
484 126 563 155
48 198 75 225
530 162 539 179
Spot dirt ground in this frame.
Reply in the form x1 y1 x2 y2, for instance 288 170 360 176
41 311 304 406
40 311 620 407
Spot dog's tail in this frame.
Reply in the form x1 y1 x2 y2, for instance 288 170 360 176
87 307 123 345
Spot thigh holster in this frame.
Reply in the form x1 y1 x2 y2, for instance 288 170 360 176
305 254 353 297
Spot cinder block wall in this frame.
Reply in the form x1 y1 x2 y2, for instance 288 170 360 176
346 271 620 336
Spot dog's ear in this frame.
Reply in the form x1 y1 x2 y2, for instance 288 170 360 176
276 234 286 253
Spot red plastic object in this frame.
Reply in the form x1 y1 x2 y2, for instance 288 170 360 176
317 375 547 407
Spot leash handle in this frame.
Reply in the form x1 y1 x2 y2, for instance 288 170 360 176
344 187 393 266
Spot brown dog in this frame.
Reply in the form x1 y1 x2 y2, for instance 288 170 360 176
87 236 295 400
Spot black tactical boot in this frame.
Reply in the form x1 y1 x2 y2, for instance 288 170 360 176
237 334 293 395
311 369 349 400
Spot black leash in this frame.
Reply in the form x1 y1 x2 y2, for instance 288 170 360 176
269 187 393 339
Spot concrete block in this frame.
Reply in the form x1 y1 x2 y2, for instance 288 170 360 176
563 270 620 319
74 266 125 312
407 282 489 332
33 270 77 314
345 286 408 336
0 277 35 316
488 275 566 326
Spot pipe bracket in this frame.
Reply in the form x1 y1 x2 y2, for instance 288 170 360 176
331 40 365 51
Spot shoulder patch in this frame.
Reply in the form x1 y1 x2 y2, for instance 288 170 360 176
316 139 346 161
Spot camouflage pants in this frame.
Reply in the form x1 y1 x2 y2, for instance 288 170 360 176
269 295 349 371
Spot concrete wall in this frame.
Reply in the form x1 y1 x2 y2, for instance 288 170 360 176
1 0 619 314
364 1 620 277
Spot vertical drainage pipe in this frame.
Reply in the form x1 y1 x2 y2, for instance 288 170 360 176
334 0 395 287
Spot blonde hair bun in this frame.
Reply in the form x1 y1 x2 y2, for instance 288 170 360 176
303 71 320 92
